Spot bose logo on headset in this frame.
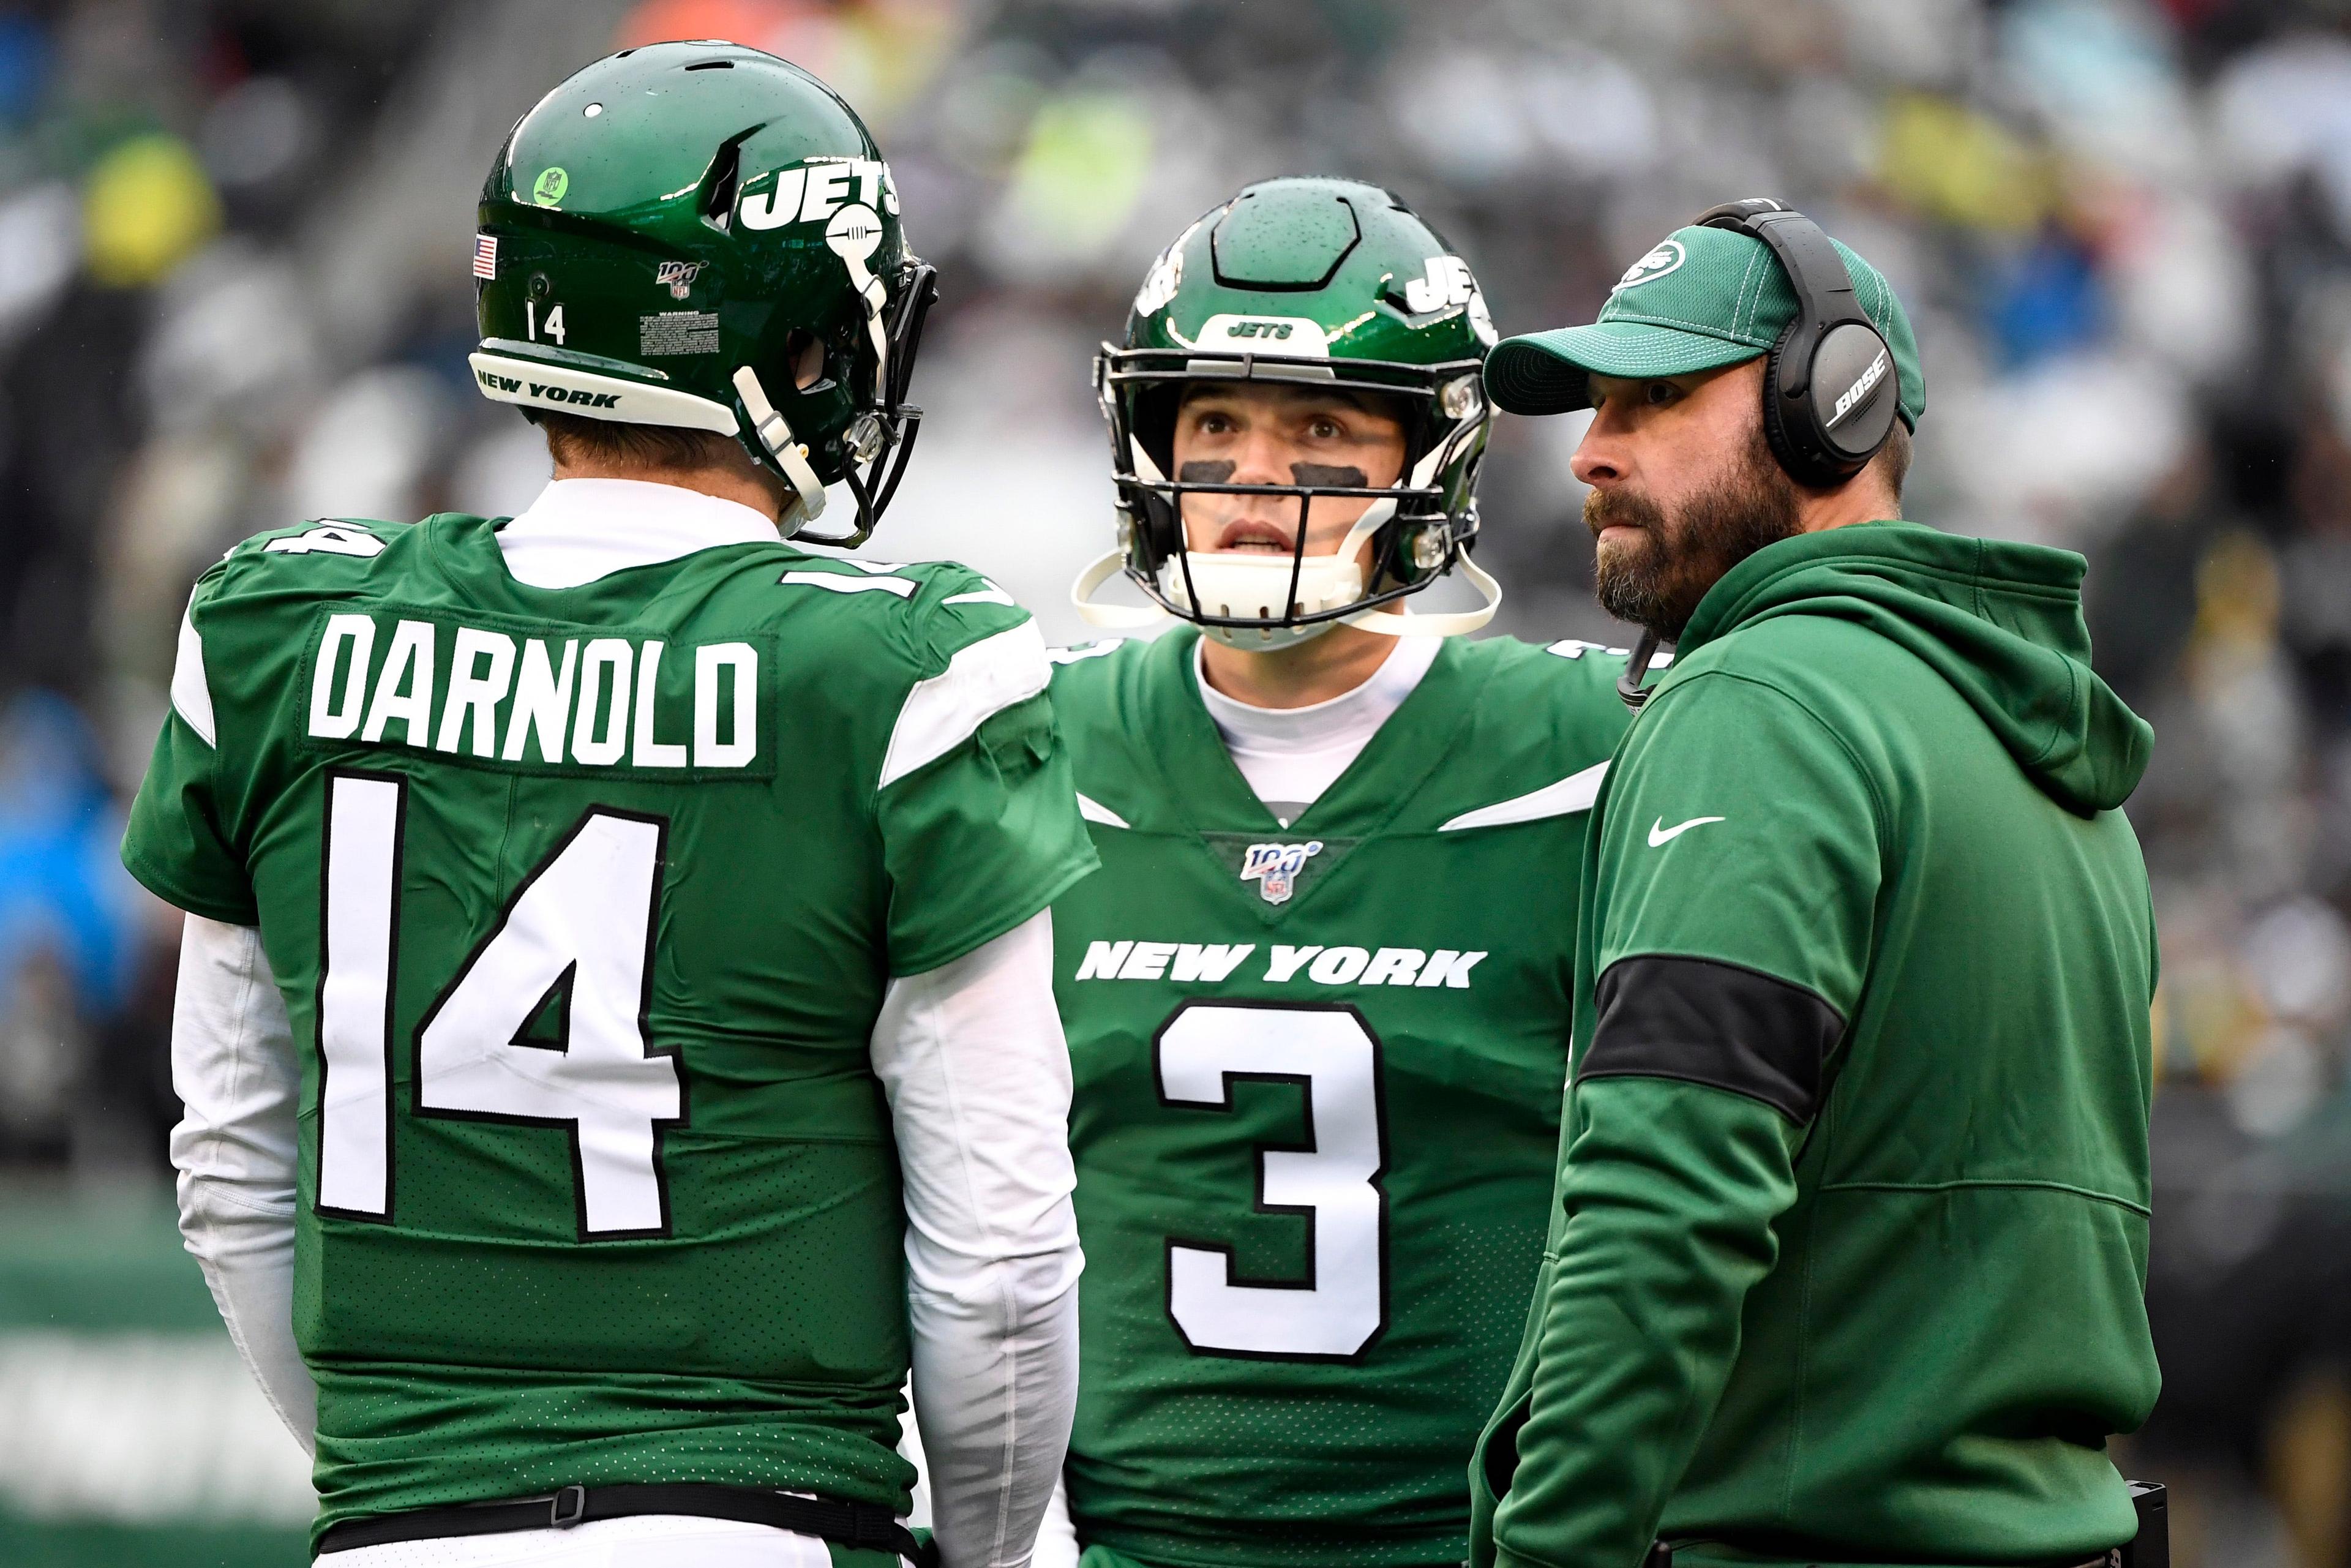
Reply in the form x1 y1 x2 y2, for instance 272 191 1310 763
1828 348 1889 429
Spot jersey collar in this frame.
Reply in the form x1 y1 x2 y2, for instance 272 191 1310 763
1141 628 1490 844
497 478 783 590
1193 635 1441 757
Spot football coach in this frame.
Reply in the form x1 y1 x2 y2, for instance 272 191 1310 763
1466 200 2162 1568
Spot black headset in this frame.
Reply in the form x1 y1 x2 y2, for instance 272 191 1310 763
1695 197 1899 490
1617 199 1900 713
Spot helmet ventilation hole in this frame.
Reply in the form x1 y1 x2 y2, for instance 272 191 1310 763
699 130 754 232
686 59 735 70
787 329 825 390
584 103 602 118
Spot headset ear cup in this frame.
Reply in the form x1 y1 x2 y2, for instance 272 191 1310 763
1758 316 1823 487
1810 321 1897 479
1761 315 1891 489
1714 201 1895 490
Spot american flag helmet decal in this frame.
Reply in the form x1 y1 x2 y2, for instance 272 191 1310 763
471 234 498 281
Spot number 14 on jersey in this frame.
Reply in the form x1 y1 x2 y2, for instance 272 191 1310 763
314 771 685 1239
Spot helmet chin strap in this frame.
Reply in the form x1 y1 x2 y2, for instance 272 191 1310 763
1071 547 1171 628
852 273 889 399
1341 430 1503 638
825 212 892 402
732 366 829 528
1340 553 1501 637
1073 435 1179 627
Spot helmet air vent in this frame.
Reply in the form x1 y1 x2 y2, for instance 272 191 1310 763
1210 190 1360 291
697 129 756 233
686 59 735 70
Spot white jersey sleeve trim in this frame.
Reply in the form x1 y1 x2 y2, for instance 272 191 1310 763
1046 639 1125 666
168 916 316 1453
1438 759 1610 832
1075 793 1128 829
171 602 217 748
880 621 1051 792
781 570 918 598
870 909 1081 1568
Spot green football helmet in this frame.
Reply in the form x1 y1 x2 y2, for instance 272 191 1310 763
1076 177 1499 647
471 42 939 547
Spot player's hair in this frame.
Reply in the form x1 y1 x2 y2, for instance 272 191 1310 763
534 410 741 473
1874 420 1913 508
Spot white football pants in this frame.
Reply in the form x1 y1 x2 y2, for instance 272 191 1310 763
326 1515 845 1567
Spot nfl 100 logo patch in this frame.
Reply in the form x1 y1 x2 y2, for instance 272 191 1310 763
654 260 704 299
1240 840 1322 906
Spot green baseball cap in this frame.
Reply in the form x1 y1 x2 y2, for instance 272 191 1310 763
1486 222 1925 429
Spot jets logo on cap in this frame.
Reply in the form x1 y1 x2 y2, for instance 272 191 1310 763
1613 240 1686 293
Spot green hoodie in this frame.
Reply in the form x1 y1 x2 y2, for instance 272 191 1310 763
1468 522 2161 1568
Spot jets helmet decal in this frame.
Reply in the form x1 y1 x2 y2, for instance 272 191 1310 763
1076 177 1500 648
471 42 939 547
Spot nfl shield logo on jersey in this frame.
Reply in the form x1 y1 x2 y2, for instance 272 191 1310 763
1239 840 1322 906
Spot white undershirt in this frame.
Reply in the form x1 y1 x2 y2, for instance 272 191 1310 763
496 477 782 588
1194 636 1441 825
170 479 1079 1568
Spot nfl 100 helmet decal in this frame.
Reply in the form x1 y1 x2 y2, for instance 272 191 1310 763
470 42 938 547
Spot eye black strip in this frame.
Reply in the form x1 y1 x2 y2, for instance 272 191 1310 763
1577 954 1844 1123
1178 460 1237 482
1290 463 1367 487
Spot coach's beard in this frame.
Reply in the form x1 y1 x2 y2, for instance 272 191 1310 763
1588 426 1802 641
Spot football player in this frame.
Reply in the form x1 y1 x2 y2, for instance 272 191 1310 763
124 45 1094 1568
1043 178 1631 1568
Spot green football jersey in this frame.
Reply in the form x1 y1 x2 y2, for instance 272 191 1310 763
1048 628 1630 1568
121 512 1097 1544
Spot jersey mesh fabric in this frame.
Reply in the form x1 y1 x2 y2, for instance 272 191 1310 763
121 513 1096 1548
1046 629 1628 1568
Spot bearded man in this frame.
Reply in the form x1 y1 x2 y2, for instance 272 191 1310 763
1464 201 2164 1568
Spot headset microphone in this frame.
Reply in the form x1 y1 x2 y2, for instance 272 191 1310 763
1618 629 1664 712
1693 198 1897 489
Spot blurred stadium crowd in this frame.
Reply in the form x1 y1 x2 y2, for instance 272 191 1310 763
0 0 2347 1560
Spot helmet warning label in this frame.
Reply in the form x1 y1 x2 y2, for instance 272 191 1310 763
639 312 720 357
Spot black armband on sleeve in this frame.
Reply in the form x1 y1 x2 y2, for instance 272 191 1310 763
1578 955 1845 1123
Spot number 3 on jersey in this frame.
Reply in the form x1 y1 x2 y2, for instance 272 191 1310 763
1157 1000 1388 1360
315 770 684 1238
